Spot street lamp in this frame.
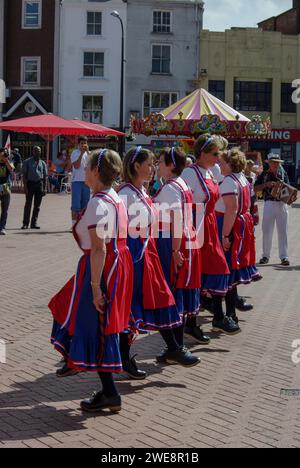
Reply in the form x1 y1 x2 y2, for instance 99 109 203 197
111 10 125 157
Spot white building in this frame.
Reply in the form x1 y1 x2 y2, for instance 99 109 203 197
57 0 127 130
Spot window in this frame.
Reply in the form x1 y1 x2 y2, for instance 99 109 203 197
234 81 272 112
281 83 296 113
153 11 171 33
152 45 171 74
21 57 40 86
87 12 102 36
82 96 103 124
83 52 104 78
208 80 225 102
143 92 178 117
22 0 42 28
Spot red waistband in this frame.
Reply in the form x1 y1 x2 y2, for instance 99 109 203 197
82 239 128 256
215 211 224 217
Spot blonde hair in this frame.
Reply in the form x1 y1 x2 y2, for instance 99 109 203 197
221 148 247 173
89 149 123 186
194 133 226 160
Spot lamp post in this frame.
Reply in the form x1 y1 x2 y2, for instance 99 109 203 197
111 10 125 157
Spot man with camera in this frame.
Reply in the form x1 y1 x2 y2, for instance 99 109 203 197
70 136 90 225
21 146 48 230
0 148 14 235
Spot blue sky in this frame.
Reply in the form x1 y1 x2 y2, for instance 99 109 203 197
203 0 292 31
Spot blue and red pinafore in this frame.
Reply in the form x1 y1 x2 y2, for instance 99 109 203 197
154 178 202 316
216 174 262 288
119 183 181 331
49 191 134 373
190 165 230 296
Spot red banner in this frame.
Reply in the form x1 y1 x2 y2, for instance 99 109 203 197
269 129 300 143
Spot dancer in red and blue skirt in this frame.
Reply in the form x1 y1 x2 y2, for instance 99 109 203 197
118 146 200 374
215 148 262 323
49 149 134 413
182 134 241 336
153 147 210 358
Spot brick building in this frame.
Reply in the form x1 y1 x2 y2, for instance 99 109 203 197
258 0 300 35
0 0 57 157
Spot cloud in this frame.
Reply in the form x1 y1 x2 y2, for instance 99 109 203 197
203 0 292 31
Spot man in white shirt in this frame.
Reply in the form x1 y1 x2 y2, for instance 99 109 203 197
71 136 90 224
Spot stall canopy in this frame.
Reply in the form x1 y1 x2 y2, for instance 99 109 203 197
0 114 124 137
130 88 271 139
0 114 124 160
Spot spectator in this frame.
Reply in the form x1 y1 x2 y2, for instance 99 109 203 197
0 148 14 235
70 137 90 225
12 148 22 173
21 146 48 230
255 153 292 266
47 159 60 192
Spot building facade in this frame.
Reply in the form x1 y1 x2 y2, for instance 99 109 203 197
200 27 300 182
0 0 57 157
126 0 204 147
57 0 127 134
258 0 300 35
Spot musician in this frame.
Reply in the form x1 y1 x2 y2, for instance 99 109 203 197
255 153 291 266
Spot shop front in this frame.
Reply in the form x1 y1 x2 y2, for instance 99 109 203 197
249 128 300 183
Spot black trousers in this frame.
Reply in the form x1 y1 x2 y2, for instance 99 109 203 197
0 193 11 231
23 181 44 227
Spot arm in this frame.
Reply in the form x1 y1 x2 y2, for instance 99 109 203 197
89 228 107 313
171 210 184 273
2 158 14 173
222 195 238 252
72 151 85 170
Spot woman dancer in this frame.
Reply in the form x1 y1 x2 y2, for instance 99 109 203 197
50 149 134 413
182 134 240 335
215 148 262 320
119 146 200 372
154 147 210 356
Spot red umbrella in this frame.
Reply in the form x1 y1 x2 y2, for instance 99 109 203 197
0 114 125 160
69 119 124 136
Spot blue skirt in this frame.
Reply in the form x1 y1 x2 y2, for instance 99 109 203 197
51 256 122 373
156 235 200 317
216 215 261 289
127 236 182 331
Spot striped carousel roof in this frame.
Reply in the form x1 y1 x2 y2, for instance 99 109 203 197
162 89 250 122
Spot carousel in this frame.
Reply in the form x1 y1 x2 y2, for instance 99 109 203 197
129 88 271 153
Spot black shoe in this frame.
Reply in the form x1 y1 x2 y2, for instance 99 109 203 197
231 315 239 324
212 317 241 335
30 225 41 230
156 347 169 363
185 326 211 345
21 225 28 230
281 258 290 266
80 391 122 413
56 364 80 378
259 257 269 265
122 355 147 380
235 297 254 312
165 347 201 367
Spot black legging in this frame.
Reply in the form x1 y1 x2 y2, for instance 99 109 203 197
187 290 237 324
98 372 118 397
120 320 186 360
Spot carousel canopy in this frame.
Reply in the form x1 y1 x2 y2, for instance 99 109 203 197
130 88 271 139
162 89 250 122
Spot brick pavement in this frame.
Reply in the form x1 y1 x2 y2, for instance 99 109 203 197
0 193 300 448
